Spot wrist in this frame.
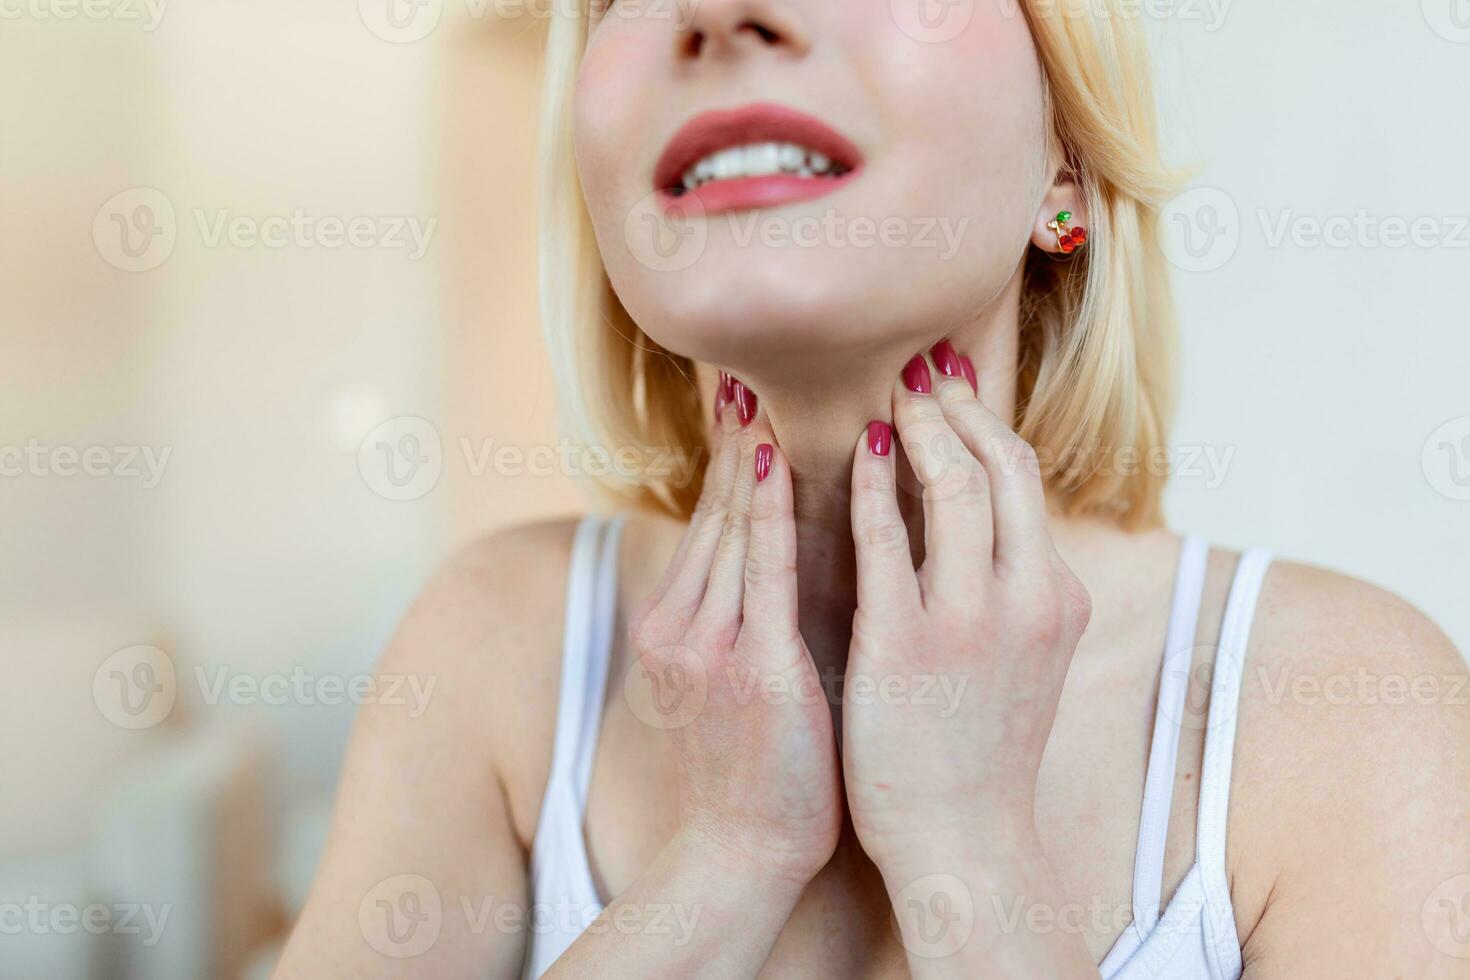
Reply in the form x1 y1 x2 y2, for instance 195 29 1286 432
671 822 819 903
863 808 1043 885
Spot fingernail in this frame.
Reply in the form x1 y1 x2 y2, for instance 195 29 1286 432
867 421 892 457
931 339 962 379
959 355 978 395
719 371 734 402
734 381 757 426
755 443 773 482
714 385 728 422
901 354 932 394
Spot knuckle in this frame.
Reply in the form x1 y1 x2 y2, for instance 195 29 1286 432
942 396 988 435
743 543 795 583
631 606 676 653
1019 582 1068 648
717 510 750 550
686 612 740 654
1060 567 1093 634
858 517 910 553
855 461 895 495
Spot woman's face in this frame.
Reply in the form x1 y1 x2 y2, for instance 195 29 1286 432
573 0 1051 369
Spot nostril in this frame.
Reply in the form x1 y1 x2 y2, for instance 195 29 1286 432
739 20 781 44
683 30 706 58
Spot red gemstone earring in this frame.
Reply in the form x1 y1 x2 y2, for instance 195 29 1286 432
1046 211 1088 254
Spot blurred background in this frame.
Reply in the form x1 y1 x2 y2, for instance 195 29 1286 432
1 1 1466 977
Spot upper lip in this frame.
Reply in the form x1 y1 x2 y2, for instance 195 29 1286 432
653 102 864 192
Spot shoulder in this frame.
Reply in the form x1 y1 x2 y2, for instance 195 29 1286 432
1241 558 1467 754
381 516 585 707
365 517 588 835
1229 557 1470 966
280 519 593 974
367 512 683 840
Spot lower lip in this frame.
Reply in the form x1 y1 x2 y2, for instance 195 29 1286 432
659 169 862 216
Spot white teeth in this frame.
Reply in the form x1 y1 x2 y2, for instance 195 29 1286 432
712 148 739 180
678 141 847 191
746 142 782 177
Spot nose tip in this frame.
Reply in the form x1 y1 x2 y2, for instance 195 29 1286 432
676 0 808 60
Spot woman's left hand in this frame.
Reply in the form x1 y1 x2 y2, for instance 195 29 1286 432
841 341 1095 967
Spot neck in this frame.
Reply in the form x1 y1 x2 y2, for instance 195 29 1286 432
706 298 1024 676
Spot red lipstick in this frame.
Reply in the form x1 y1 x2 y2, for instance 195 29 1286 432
654 102 864 216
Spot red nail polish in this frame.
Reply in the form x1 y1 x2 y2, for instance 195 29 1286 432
755 443 773 482
931 339 962 379
867 421 892 457
719 371 734 402
959 356 978 395
734 381 757 426
902 355 932 394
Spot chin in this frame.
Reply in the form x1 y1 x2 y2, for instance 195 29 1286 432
614 235 1005 371
614 252 893 363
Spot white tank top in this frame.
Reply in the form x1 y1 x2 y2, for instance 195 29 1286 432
523 514 1273 980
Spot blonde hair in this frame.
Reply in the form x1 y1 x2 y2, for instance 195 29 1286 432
539 0 1183 527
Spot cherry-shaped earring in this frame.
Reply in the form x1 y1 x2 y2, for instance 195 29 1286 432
1046 210 1088 254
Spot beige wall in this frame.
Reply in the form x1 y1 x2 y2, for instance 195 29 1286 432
1 4 572 857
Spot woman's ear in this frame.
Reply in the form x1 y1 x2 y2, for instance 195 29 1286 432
1030 170 1089 254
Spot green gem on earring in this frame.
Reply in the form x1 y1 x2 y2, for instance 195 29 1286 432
1056 210 1072 223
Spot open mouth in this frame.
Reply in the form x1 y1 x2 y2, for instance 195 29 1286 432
653 102 864 214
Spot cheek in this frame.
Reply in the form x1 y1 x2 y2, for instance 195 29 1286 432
863 13 1047 229
573 31 655 213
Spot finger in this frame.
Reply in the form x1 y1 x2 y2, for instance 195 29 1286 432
650 372 740 616
893 347 993 588
740 440 800 652
690 382 764 638
931 349 1051 575
849 420 921 620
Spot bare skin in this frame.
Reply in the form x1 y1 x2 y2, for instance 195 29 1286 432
277 340 1470 978
276 2 1469 971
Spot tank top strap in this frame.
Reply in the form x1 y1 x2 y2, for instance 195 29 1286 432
1130 535 1211 939
1195 547 1273 922
532 514 626 861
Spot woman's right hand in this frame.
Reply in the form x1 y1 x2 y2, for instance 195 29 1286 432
625 376 842 887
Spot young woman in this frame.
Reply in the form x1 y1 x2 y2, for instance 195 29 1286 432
278 0 1470 976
